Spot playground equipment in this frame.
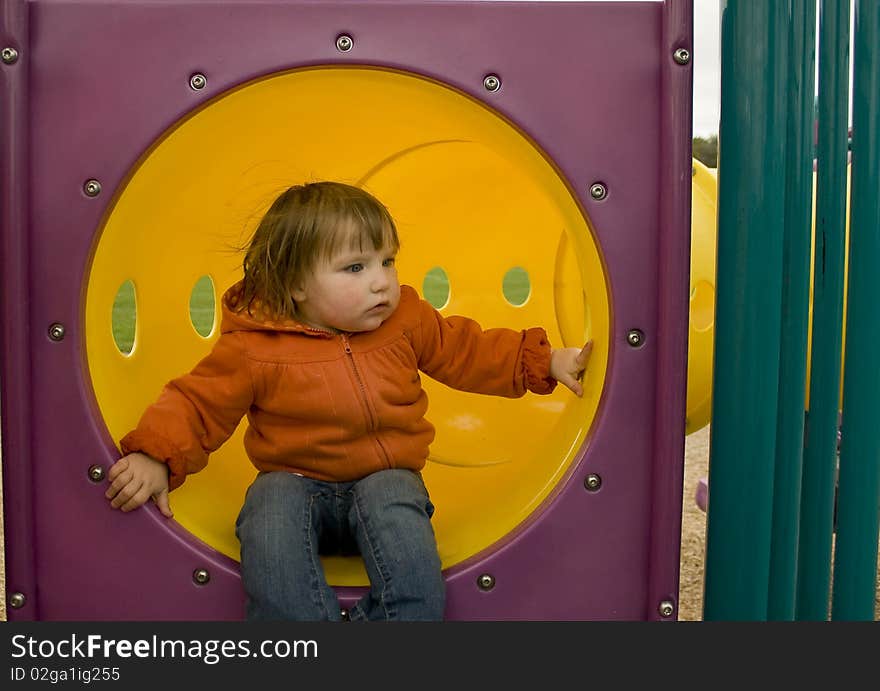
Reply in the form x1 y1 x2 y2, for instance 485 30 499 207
685 160 717 435
693 158 851 514
1 0 694 621
703 1 879 621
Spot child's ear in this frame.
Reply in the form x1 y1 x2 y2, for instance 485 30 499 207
291 284 307 303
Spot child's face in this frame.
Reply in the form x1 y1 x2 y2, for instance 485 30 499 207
292 243 400 334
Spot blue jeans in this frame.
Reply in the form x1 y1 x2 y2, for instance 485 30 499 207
235 468 445 621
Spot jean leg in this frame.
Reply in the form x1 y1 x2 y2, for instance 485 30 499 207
347 469 445 621
235 472 342 621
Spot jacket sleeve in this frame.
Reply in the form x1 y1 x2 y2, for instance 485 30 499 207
119 332 254 490
410 297 557 398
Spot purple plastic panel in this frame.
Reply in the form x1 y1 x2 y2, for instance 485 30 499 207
648 0 693 622
0 0 36 621
0 0 692 621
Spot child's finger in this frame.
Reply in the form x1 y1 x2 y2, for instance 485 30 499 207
120 487 152 513
575 341 593 369
560 375 583 398
105 468 134 500
110 479 142 510
153 491 174 518
106 457 129 481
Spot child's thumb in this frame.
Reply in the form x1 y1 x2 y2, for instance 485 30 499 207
154 490 174 518
561 375 584 397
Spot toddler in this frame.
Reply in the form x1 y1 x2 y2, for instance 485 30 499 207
105 181 592 621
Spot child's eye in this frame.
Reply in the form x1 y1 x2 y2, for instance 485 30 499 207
346 263 364 273
382 257 396 267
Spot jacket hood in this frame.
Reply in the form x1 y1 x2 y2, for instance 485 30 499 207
219 281 332 337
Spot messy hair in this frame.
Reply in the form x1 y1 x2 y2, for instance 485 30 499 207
239 181 399 319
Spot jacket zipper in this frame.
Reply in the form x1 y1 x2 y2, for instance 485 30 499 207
341 334 392 468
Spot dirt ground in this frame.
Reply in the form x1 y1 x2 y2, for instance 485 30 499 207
0 425 874 621
677 425 711 621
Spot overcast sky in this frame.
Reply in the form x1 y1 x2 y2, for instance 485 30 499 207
691 2 856 136
692 1 721 137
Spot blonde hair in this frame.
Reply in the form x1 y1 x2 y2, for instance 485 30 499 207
239 182 399 318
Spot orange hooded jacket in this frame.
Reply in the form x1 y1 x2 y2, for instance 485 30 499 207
120 282 557 490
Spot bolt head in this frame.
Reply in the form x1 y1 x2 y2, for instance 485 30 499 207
589 183 607 201
336 34 353 52
673 48 690 65
477 573 495 591
483 74 501 92
48 323 66 341
193 568 211 585
584 473 602 492
10 592 26 609
83 179 102 197
658 600 675 617
88 464 105 482
1 47 19 64
189 73 207 90
627 329 645 347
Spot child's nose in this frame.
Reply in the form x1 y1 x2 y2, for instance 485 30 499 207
370 268 389 292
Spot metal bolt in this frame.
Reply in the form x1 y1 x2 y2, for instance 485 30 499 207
483 74 501 92
658 600 675 618
336 34 353 52
10 592 26 609
673 48 690 65
584 473 602 492
193 568 211 585
1 47 19 65
340 608 351 621
189 73 207 90
48 323 66 341
589 182 607 201
477 573 495 591
627 329 645 347
88 464 105 482
83 179 102 197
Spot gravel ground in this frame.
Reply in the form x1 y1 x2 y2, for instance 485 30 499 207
677 425 710 621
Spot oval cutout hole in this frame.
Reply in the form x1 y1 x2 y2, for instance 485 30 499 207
502 267 530 306
111 279 137 355
189 275 216 337
423 267 450 310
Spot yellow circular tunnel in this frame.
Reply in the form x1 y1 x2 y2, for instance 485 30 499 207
85 66 611 585
686 160 718 435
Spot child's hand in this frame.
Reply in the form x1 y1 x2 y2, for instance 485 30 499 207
550 340 593 397
105 452 173 518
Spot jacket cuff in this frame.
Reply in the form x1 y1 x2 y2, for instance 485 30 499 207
521 328 557 395
119 430 188 491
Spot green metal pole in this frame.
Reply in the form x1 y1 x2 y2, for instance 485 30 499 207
768 0 816 621
797 0 850 621
831 0 880 621
704 1 788 620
